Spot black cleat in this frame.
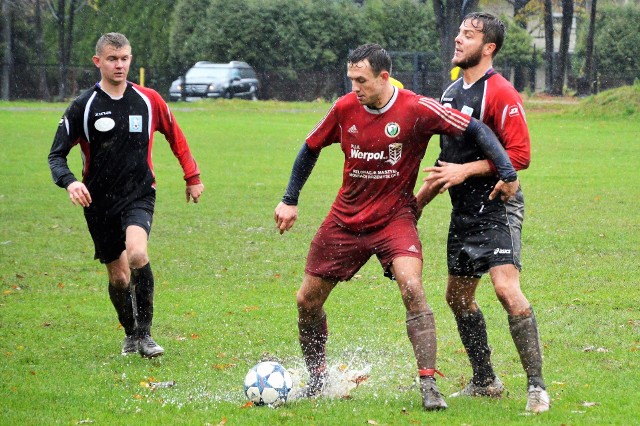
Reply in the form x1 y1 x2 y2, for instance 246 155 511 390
121 335 138 355
138 335 164 358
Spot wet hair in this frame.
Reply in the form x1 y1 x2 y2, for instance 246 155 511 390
462 12 505 57
95 32 130 55
348 43 392 76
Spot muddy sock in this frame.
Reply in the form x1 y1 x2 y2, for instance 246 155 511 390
455 309 496 386
406 309 437 371
108 282 136 336
508 306 545 389
298 313 328 378
131 263 154 338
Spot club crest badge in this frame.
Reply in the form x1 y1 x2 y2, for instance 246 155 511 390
95 117 115 132
386 143 402 165
129 115 143 132
385 122 400 138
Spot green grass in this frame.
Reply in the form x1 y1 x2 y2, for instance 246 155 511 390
0 95 638 425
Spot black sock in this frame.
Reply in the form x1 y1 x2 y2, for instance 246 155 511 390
508 307 545 389
131 263 154 338
108 282 135 336
455 309 496 386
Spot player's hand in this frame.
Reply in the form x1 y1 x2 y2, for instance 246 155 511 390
424 161 467 193
274 202 298 235
489 179 519 202
186 183 204 203
66 181 92 207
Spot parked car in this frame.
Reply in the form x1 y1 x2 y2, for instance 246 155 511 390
169 61 260 101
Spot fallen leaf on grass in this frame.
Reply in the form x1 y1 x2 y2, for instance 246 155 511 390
367 420 379 425
582 401 599 407
241 401 254 408
190 334 200 339
244 306 260 312
133 394 144 400
212 363 236 370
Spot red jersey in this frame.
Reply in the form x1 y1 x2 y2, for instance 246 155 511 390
306 88 471 232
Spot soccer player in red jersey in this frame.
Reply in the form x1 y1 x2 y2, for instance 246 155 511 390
48 33 204 358
274 43 519 410
416 13 550 413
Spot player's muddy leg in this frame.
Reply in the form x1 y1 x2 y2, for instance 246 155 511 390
295 274 334 398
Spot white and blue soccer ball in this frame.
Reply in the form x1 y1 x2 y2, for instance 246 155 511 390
244 361 293 407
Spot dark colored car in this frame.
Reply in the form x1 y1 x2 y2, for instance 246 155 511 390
169 61 260 101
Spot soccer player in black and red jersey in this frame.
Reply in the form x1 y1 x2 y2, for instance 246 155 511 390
48 33 204 358
274 43 520 411
416 13 550 413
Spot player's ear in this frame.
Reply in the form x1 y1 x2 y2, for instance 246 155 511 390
379 70 390 82
92 55 101 68
484 43 497 57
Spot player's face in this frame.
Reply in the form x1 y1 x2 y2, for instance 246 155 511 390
452 19 491 69
92 44 132 86
347 59 388 108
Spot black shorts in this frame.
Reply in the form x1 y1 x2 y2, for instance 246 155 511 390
84 193 155 264
447 190 524 278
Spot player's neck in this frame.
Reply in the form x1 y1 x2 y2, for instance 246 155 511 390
99 79 127 98
371 84 395 109
462 60 494 85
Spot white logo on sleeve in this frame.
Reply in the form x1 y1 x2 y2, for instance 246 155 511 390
494 248 512 255
94 117 115 132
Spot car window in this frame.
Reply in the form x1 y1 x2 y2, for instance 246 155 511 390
186 67 230 79
240 68 256 79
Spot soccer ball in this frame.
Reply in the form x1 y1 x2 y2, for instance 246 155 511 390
244 361 293 407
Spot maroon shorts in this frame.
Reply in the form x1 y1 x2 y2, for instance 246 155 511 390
305 211 422 282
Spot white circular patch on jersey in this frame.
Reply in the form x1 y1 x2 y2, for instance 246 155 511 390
94 117 115 132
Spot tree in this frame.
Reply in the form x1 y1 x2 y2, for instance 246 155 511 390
583 0 597 94
1 0 13 100
47 0 85 100
508 0 533 91
551 0 573 95
543 0 554 92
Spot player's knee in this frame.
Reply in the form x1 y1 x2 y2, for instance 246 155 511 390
127 249 148 269
109 271 130 289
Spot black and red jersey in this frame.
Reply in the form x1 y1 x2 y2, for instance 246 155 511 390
48 82 200 216
306 87 471 232
438 70 531 212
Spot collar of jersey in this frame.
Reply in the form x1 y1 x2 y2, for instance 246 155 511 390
364 86 398 115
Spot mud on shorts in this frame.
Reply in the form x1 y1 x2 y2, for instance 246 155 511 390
447 190 524 278
84 192 155 264
305 210 422 282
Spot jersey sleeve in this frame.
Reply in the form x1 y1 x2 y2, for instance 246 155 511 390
305 100 341 152
48 100 85 189
415 96 470 138
151 91 201 185
486 88 531 171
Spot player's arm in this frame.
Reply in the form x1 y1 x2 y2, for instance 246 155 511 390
463 118 519 201
415 177 443 220
48 106 92 207
275 143 319 234
153 91 204 203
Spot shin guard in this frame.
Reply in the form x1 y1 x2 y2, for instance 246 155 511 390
108 282 136 336
455 309 496 385
508 307 545 389
131 263 154 338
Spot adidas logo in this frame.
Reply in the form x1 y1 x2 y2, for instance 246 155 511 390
348 125 358 134
408 245 419 253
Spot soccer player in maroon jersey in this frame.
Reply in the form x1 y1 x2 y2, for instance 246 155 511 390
274 43 520 411
416 13 550 413
48 33 204 358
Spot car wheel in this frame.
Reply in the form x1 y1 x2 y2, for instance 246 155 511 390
250 87 258 101
224 90 233 99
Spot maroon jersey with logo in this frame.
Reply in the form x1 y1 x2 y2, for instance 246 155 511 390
306 87 472 232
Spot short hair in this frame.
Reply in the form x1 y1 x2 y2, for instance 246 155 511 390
462 12 505 57
95 32 130 55
348 43 392 76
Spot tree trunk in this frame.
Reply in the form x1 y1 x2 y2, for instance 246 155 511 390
1 0 13 100
543 0 554 92
512 0 531 92
584 0 597 95
56 0 67 101
36 0 51 101
551 0 573 96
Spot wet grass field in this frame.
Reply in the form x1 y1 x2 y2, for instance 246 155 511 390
0 95 638 425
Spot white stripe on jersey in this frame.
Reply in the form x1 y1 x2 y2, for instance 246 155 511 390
83 91 98 143
418 97 469 131
133 86 154 139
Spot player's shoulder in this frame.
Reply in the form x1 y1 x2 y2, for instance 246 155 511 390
487 73 520 96
130 82 164 103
